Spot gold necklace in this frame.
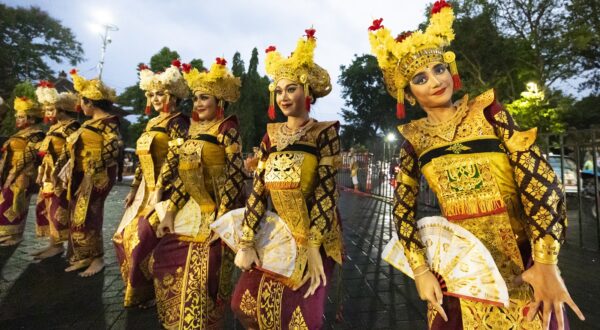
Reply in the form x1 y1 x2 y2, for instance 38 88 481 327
190 117 222 136
276 118 315 150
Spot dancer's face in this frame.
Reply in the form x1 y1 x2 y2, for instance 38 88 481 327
408 61 453 109
275 78 307 118
192 91 217 121
15 113 29 129
81 98 95 116
146 89 169 112
43 104 58 124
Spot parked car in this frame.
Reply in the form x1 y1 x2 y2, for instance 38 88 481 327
547 155 581 195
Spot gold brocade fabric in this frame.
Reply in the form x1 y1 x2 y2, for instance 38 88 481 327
396 90 543 328
241 120 343 285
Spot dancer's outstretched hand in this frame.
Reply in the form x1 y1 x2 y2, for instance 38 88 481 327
414 266 447 322
515 263 584 330
297 246 327 298
156 211 175 238
234 247 261 271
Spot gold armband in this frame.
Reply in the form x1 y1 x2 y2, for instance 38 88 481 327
397 172 418 187
532 235 560 264
406 247 428 271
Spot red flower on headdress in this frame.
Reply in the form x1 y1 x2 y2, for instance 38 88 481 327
69 68 78 75
305 28 316 40
265 45 276 53
137 63 149 71
368 18 384 31
431 0 451 14
216 57 227 66
181 63 192 73
171 59 181 68
37 80 54 88
19 96 29 101
395 31 413 43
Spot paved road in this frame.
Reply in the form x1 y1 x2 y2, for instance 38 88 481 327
0 184 598 329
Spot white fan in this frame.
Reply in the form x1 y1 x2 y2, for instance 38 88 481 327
382 216 509 307
211 208 297 278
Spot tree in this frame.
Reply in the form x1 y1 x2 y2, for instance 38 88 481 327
0 4 83 134
338 54 423 151
505 83 566 133
563 94 600 130
566 0 600 92
227 48 270 152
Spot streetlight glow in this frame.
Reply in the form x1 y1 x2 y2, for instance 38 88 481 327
386 133 396 142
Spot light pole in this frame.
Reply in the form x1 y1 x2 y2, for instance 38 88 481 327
96 24 118 79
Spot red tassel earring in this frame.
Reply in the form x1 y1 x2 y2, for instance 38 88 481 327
162 93 170 113
268 83 276 120
303 82 311 113
192 111 200 122
144 92 152 115
305 96 311 113
217 100 224 119
396 88 405 119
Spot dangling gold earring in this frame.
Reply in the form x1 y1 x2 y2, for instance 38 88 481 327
406 94 416 106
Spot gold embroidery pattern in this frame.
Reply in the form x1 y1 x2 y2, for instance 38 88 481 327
432 156 505 220
154 266 185 328
265 152 304 189
180 242 212 329
258 276 284 330
446 142 471 154
239 290 257 316
289 306 309 330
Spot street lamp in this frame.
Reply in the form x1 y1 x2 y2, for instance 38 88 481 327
89 10 118 79
386 133 397 142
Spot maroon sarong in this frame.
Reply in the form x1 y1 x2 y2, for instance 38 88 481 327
231 252 336 329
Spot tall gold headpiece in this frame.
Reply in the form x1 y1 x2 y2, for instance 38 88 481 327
264 28 332 120
70 69 117 102
368 0 461 118
138 59 189 115
14 96 43 118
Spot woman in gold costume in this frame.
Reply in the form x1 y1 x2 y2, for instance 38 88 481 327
113 60 189 308
54 70 122 277
151 57 245 329
231 28 343 329
0 91 45 246
368 1 584 329
32 81 80 259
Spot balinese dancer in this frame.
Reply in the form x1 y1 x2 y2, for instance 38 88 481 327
368 1 584 329
54 70 122 277
231 28 343 329
0 92 45 246
152 57 245 329
113 60 189 308
31 81 80 259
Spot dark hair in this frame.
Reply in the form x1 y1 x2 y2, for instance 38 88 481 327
82 97 113 112
308 87 318 105
27 115 43 124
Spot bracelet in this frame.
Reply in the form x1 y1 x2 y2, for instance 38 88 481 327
413 268 430 277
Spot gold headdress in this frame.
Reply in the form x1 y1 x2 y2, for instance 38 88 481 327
35 81 78 112
138 59 189 115
69 69 117 102
182 57 241 118
264 28 332 120
368 0 461 118
14 96 43 118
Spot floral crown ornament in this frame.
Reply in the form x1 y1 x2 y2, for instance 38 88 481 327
35 80 78 113
70 69 117 103
368 0 461 119
182 57 241 120
264 28 332 120
14 96 43 118
138 59 189 115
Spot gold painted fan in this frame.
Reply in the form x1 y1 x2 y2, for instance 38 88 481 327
382 216 509 307
211 208 297 278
